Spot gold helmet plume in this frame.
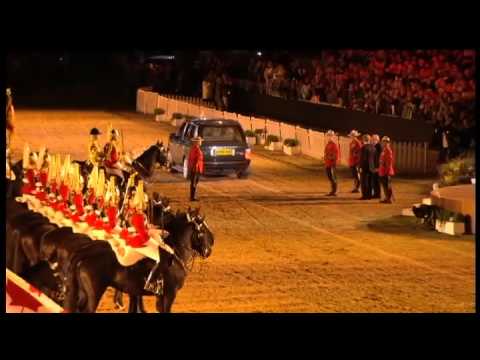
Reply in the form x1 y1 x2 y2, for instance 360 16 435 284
22 143 31 170
96 169 106 198
37 146 46 171
87 165 99 190
133 180 146 210
105 176 119 204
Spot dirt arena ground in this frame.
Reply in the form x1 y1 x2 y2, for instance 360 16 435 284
10 109 476 313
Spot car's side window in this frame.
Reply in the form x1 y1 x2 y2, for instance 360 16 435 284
185 125 196 141
177 123 187 138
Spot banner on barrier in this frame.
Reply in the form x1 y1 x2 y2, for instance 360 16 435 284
5 269 64 313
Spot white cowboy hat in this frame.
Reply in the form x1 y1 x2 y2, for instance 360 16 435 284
348 130 361 137
325 130 336 137
381 136 391 143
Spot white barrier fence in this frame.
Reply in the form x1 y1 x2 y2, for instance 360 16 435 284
137 89 437 174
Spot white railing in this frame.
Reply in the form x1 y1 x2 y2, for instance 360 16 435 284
137 88 438 174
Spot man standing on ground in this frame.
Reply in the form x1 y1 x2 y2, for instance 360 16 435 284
324 130 339 196
379 136 395 203
348 129 362 193
188 136 204 201
371 134 382 199
359 134 376 200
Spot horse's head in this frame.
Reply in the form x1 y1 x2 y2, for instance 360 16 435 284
186 207 214 258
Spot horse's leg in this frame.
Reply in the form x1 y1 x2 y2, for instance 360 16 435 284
155 294 165 313
163 286 178 313
136 296 146 313
114 289 125 310
64 270 80 313
77 269 107 313
128 294 137 313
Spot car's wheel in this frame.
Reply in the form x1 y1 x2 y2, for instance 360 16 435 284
183 158 190 179
236 169 249 179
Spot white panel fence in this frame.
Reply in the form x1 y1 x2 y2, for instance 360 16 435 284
137 89 437 174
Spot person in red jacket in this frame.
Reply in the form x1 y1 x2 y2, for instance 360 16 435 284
378 136 395 204
188 136 204 201
348 129 362 193
324 130 339 196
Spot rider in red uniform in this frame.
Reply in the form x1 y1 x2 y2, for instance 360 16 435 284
103 177 120 233
121 181 149 248
103 127 124 183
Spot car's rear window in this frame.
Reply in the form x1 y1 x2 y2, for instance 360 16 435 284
200 126 244 143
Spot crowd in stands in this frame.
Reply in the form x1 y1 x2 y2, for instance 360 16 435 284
200 50 475 158
244 50 475 127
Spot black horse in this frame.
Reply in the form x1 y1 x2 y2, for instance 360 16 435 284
5 202 65 304
74 140 168 196
6 160 24 200
112 192 176 311
50 208 214 313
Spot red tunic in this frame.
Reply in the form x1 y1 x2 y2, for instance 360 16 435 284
59 183 70 201
86 212 98 227
324 141 339 168
348 138 362 167
25 169 35 185
50 182 57 195
73 193 85 216
124 212 149 248
39 171 48 187
87 191 96 206
379 146 395 177
103 206 118 233
104 143 119 168
188 145 204 173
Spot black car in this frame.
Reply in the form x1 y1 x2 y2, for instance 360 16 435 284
167 118 251 178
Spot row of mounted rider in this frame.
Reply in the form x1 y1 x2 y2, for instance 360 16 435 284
6 195 214 313
5 133 214 312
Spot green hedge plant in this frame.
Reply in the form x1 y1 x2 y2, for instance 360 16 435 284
266 135 280 144
154 108 165 115
283 138 299 147
439 155 475 187
245 130 255 137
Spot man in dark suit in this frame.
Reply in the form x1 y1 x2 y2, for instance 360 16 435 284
359 134 376 200
371 134 382 199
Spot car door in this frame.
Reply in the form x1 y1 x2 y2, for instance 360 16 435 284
171 122 188 164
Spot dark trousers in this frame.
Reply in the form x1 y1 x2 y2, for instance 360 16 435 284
360 170 372 199
350 166 360 190
380 176 393 200
326 166 337 194
190 170 200 200
372 172 381 198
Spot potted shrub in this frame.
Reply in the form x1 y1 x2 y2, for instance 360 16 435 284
254 128 266 145
154 108 165 122
245 130 256 147
265 134 282 151
438 155 475 188
171 112 185 127
283 138 300 156
435 209 466 236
